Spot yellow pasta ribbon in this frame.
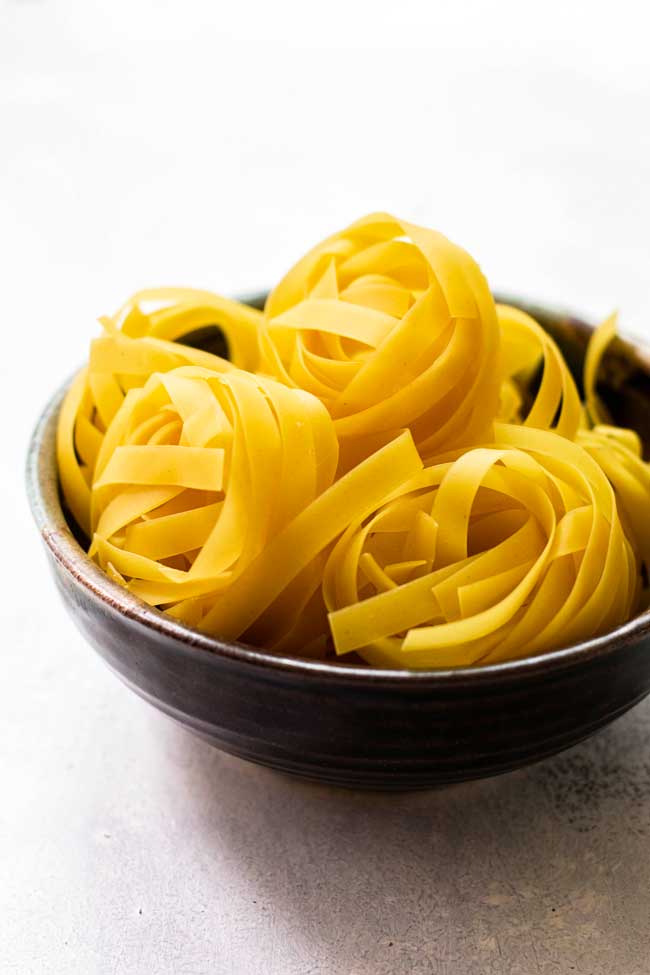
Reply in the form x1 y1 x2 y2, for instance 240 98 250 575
584 312 618 426
578 424 650 578
258 212 501 458
198 429 423 641
111 287 262 371
497 304 582 439
577 313 650 585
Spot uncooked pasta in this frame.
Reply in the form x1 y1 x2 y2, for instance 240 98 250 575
56 212 650 667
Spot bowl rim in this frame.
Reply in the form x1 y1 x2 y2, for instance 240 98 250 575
25 294 650 686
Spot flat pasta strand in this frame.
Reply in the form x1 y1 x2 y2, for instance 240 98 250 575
497 304 581 439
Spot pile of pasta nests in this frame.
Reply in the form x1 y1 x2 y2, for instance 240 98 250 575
57 212 650 668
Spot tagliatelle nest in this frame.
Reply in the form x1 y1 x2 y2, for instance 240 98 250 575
56 212 650 667
325 424 639 669
57 289 262 538
88 366 339 636
259 213 501 461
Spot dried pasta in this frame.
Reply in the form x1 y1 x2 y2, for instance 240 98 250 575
90 367 338 629
259 213 501 459
57 288 261 536
56 213 650 667
496 304 581 439
325 424 638 668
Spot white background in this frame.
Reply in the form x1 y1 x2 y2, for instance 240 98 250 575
3 2 650 973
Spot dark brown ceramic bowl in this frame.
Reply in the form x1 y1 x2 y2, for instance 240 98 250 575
26 294 650 790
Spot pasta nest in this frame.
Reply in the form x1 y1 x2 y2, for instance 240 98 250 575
259 212 501 457
324 424 639 669
57 289 263 538
88 366 338 629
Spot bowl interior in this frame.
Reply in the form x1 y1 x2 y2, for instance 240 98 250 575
26 293 650 681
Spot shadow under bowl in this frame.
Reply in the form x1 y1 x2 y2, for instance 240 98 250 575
25 293 650 790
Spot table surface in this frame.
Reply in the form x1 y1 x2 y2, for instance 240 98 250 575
4 2 650 972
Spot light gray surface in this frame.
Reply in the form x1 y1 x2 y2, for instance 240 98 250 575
4 2 650 972
5 594 650 975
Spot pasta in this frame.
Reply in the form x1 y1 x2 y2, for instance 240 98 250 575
259 213 501 460
325 425 638 668
57 288 262 536
90 367 339 629
56 213 650 667
578 424 650 583
496 304 581 439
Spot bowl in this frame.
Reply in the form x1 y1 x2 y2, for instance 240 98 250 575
26 294 650 790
